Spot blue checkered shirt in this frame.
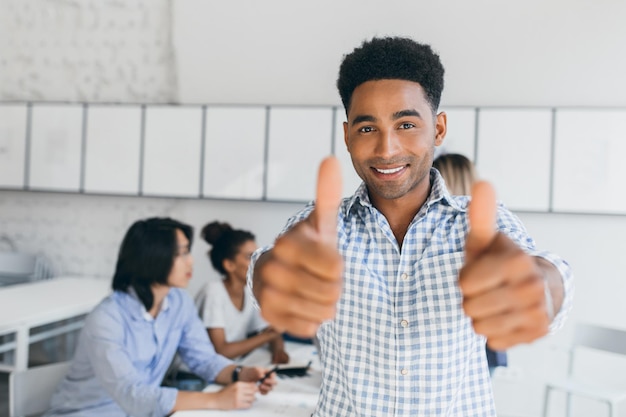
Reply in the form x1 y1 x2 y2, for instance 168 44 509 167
249 169 573 417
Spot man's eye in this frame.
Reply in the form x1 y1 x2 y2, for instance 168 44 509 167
399 123 415 129
359 126 374 133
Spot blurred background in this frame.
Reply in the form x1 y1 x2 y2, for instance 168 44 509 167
1 1 626 416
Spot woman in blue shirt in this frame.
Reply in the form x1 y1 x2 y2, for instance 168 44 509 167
45 217 276 417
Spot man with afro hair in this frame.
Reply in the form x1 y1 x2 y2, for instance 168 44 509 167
249 36 573 416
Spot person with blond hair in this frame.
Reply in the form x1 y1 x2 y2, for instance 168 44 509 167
432 153 477 195
433 153 509 376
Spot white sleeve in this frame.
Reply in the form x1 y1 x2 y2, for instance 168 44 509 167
200 281 227 329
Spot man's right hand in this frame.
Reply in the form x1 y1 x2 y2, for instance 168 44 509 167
253 156 344 338
214 381 258 410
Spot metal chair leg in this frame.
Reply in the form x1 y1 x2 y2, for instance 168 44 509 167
541 386 552 417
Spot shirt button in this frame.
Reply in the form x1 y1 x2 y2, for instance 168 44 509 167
400 320 409 328
401 273 408 280
401 368 408 376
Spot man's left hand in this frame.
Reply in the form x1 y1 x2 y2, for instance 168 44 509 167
459 181 554 350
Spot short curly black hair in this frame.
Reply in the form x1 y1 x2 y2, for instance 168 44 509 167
337 37 445 114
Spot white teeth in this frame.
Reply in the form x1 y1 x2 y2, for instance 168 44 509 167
375 166 404 174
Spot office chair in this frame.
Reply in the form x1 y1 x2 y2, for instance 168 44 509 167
9 361 70 417
0 252 36 287
542 323 626 417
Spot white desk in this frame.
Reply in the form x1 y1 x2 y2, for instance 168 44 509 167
172 342 321 417
0 276 111 371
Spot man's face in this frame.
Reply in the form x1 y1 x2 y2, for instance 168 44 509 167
167 229 194 288
344 79 446 206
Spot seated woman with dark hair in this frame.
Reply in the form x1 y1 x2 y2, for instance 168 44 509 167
196 221 289 364
45 217 276 417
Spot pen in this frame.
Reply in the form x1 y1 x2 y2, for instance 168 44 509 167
257 366 279 384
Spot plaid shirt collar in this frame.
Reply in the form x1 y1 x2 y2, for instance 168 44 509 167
343 167 467 216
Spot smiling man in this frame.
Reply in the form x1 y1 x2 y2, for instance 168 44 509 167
249 37 573 416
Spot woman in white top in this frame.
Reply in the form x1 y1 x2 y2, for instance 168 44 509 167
196 221 289 363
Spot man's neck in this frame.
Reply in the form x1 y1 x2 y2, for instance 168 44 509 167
369 180 431 248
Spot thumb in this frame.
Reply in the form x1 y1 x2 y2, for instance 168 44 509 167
465 181 497 261
311 156 343 242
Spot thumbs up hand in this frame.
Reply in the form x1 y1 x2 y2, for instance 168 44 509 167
253 157 344 338
459 181 552 350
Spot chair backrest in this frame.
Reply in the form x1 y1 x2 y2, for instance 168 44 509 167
9 361 70 417
573 322 626 356
0 252 37 276
0 252 37 286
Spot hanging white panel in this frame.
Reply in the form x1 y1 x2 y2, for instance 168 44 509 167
143 106 203 197
332 107 362 198
203 106 266 199
553 109 626 214
0 104 28 188
477 108 552 211
267 107 333 202
29 104 83 191
84 105 142 195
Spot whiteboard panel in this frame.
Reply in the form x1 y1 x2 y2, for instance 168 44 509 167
267 107 333 202
29 104 83 191
553 109 626 214
203 106 265 199
333 107 362 198
437 107 476 161
0 104 28 188
143 106 203 197
477 109 552 211
84 106 142 195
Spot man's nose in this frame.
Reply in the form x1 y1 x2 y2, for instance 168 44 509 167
375 129 402 158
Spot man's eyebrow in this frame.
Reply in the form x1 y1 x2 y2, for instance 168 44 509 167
351 114 377 126
392 109 422 120
351 110 422 126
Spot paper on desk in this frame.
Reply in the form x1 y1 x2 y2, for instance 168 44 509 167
174 370 321 417
244 391 318 417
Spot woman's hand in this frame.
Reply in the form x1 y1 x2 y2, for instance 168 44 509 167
261 326 282 339
271 348 290 364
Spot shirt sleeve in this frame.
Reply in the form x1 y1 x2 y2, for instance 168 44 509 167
177 292 233 382
495 204 574 334
83 307 178 417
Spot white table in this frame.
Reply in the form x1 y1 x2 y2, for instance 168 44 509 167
172 341 322 417
0 276 111 371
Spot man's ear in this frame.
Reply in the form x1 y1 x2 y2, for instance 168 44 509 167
435 111 447 146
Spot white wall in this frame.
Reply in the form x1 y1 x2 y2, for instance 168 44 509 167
0 190 301 298
173 5 626 413
174 0 626 107
512 212 626 416
2 1 626 415
0 0 176 102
